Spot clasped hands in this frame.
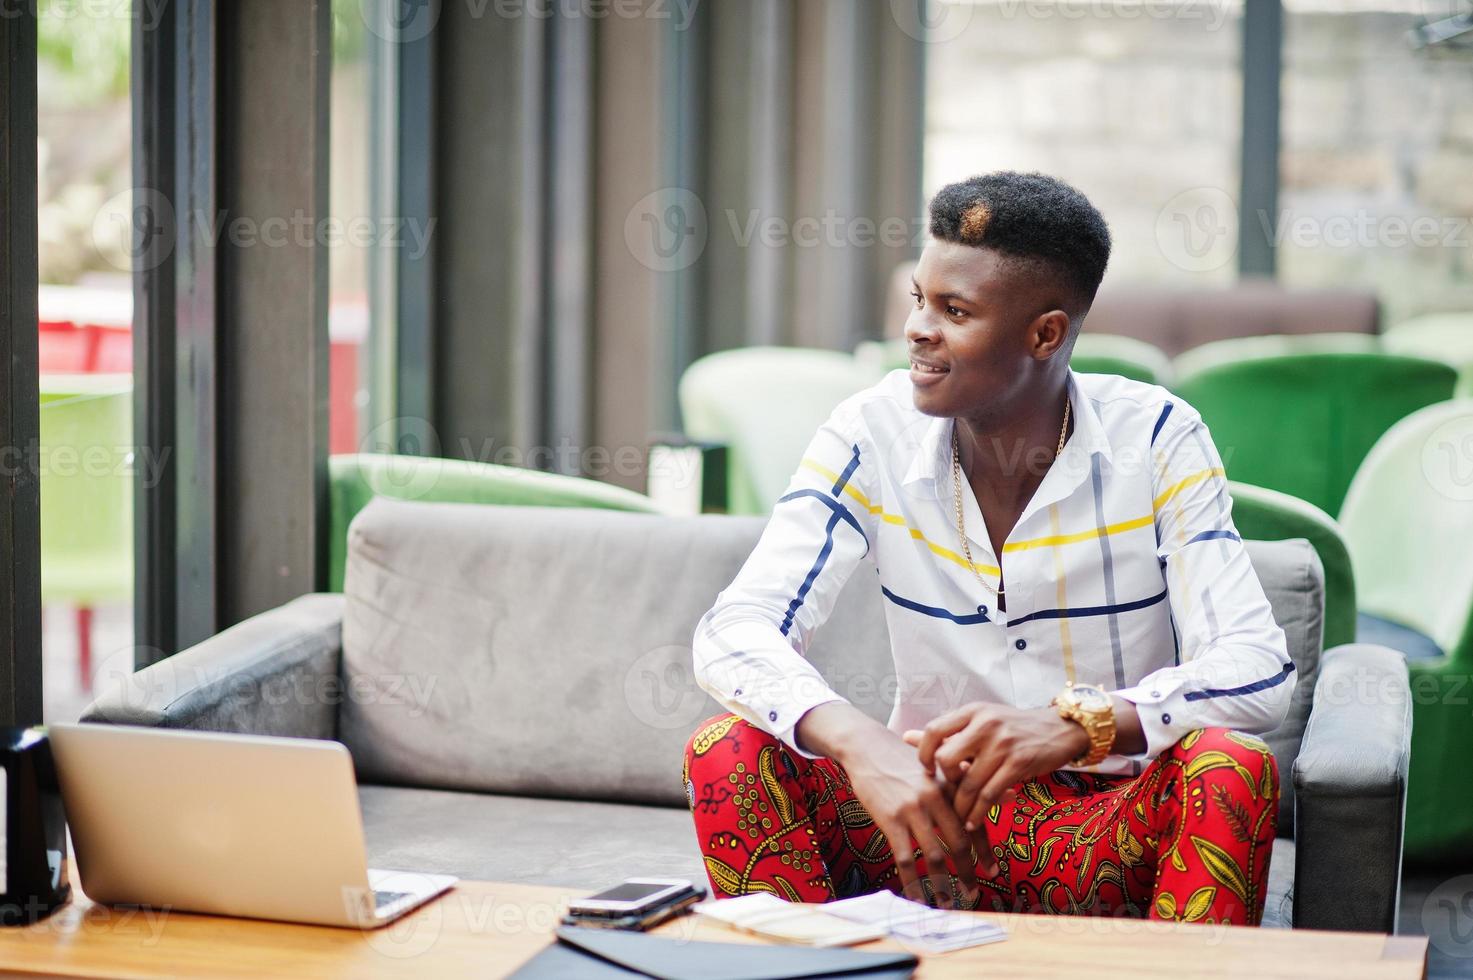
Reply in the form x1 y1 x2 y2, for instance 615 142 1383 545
825 701 1090 909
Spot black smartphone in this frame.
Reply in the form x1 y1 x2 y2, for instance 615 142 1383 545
565 878 701 918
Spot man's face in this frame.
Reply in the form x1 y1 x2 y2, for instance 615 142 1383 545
903 242 1066 421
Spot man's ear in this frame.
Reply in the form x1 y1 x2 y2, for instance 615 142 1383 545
1029 309 1072 360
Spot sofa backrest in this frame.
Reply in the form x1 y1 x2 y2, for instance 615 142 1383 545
340 499 1322 833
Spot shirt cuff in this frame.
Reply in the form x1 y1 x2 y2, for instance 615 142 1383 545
1112 678 1189 761
697 623 849 760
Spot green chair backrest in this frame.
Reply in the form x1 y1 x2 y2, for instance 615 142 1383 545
1339 399 1473 663
38 374 133 603
855 334 1173 387
328 453 662 592
679 347 883 515
1383 313 1473 371
1070 333 1174 386
1171 332 1383 380
1227 481 1356 650
1173 348 1457 516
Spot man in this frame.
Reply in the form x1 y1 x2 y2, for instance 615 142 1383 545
682 172 1294 925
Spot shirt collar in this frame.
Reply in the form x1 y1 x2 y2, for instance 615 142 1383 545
902 369 1113 489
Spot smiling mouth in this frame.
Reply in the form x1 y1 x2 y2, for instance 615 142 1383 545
910 361 948 374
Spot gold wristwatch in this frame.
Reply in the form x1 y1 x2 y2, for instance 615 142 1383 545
1050 682 1117 768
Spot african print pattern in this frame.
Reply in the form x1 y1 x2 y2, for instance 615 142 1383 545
683 715 1278 925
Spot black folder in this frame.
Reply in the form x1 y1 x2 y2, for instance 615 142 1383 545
506 926 919 979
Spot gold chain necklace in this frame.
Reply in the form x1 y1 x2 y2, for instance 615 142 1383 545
951 399 1071 599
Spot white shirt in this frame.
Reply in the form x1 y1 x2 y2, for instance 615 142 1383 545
692 368 1295 774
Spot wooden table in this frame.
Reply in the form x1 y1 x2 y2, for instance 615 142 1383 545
0 879 1428 979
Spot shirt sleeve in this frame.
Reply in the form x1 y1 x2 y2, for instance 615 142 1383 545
1110 407 1296 761
692 401 880 758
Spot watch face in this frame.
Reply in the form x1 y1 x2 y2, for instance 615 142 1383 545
1070 684 1111 712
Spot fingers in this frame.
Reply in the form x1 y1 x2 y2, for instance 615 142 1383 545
902 729 923 747
967 763 1027 833
920 783 979 907
914 707 973 774
881 813 926 905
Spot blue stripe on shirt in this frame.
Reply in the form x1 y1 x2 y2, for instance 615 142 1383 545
881 585 992 624
1183 661 1297 701
1183 529 1241 547
832 445 862 496
777 489 869 551
780 509 843 636
1151 402 1174 445
1007 588 1169 627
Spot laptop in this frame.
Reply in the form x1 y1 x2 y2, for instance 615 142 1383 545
48 723 457 928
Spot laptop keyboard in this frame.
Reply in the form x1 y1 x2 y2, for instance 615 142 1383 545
374 890 412 909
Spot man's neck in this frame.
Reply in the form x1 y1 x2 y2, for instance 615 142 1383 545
957 382 1072 510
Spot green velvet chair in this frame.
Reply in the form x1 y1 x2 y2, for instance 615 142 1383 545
1384 313 1473 398
1338 399 1473 863
1383 313 1473 368
1171 331 1383 380
1172 343 1457 517
1226 481 1356 650
1069 332 1174 386
855 334 1173 386
327 453 662 592
679 347 882 515
39 375 134 691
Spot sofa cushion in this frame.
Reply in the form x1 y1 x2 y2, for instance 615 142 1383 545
1244 538 1324 834
341 500 1320 828
358 783 1297 926
340 500 892 808
360 784 704 889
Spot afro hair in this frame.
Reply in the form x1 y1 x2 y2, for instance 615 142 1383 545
928 171 1112 313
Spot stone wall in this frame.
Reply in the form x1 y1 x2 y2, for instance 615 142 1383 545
924 0 1473 324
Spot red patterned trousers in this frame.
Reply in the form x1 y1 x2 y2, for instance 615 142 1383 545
683 715 1279 926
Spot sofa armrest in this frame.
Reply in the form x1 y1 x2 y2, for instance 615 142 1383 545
1292 642 1411 932
80 594 345 740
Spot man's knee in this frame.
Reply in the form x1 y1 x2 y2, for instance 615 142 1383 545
683 713 784 812
1167 727 1280 801
683 714 774 774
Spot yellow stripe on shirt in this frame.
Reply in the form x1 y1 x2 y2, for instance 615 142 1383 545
1153 466 1226 513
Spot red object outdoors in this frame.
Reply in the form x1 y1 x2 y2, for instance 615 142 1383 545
39 285 364 453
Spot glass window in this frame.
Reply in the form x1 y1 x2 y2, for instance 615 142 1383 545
36 0 134 721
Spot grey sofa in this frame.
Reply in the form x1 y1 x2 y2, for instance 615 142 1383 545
82 498 1412 932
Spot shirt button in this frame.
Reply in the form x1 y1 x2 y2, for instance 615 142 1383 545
1150 690 1160 699
769 711 778 722
978 604 988 616
1161 712 1172 725
734 689 742 696
1014 639 1027 651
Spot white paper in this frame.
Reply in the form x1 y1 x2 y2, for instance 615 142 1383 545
826 891 1008 953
